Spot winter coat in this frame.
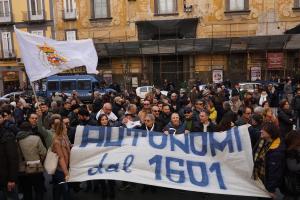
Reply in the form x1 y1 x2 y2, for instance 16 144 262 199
37 117 54 149
278 108 294 136
265 138 286 193
292 95 300 111
268 90 279 107
158 113 171 128
163 121 186 134
0 126 18 187
209 107 217 123
191 121 217 133
17 131 47 171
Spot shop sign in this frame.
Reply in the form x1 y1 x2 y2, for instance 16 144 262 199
267 53 284 69
250 67 261 81
3 71 19 82
60 66 87 74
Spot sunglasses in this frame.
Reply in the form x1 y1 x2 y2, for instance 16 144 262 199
152 110 160 112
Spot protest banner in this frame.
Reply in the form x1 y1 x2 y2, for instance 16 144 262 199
69 125 269 198
14 27 98 82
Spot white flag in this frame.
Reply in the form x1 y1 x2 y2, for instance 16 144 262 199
15 27 98 82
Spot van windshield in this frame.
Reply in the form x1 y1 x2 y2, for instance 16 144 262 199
61 81 76 91
78 80 91 90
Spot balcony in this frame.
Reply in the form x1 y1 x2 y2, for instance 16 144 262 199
23 10 46 23
0 12 13 24
0 49 16 60
63 9 77 21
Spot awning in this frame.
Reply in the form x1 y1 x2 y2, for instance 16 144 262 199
95 34 300 58
136 18 198 40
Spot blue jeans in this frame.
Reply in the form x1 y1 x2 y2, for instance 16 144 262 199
52 170 71 200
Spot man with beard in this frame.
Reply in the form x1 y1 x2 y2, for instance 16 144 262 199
158 104 172 129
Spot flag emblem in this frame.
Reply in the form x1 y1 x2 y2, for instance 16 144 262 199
37 43 67 68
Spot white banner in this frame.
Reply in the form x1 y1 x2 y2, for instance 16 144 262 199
14 27 98 82
69 125 269 198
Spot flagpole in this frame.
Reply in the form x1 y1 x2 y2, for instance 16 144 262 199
30 81 39 105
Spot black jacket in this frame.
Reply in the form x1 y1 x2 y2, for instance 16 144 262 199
139 123 162 133
292 95 300 111
278 108 294 136
265 138 286 193
158 113 171 129
0 126 19 187
191 121 217 132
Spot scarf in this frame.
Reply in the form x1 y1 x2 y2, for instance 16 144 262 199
253 139 272 183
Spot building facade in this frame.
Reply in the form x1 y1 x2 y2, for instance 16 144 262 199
41 0 300 88
0 0 54 95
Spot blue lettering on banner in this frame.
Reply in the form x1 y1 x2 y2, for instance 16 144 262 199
166 157 185 183
189 133 208 156
131 130 147 146
149 155 227 190
80 126 106 147
170 134 190 154
104 127 124 147
148 132 168 149
88 153 134 176
209 130 234 157
187 161 208 187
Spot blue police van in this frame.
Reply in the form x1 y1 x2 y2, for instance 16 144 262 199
45 75 115 102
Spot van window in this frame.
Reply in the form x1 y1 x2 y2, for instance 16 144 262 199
78 80 91 90
61 81 76 91
48 81 59 91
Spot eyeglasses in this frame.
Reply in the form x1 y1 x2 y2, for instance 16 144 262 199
145 119 152 122
184 111 192 114
152 110 160 112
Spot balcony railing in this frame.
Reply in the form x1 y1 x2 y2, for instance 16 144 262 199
63 9 77 20
23 10 46 22
0 12 13 23
0 49 16 60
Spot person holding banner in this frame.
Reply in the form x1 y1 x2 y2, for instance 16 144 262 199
253 122 285 199
163 113 188 135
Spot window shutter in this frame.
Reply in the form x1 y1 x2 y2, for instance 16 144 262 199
225 0 230 11
295 0 300 8
106 0 110 17
154 0 158 14
2 32 12 58
244 0 249 10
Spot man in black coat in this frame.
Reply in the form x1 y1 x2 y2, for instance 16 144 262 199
0 112 19 199
78 108 98 126
158 104 172 129
192 110 217 132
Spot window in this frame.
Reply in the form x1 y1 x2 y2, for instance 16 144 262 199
1 32 13 58
155 0 177 14
78 80 91 90
47 81 59 90
226 0 249 12
31 30 43 36
64 0 76 19
61 81 76 91
65 30 76 41
93 0 110 18
29 0 44 20
0 0 10 22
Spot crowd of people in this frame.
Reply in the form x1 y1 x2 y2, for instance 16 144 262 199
0 78 300 200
